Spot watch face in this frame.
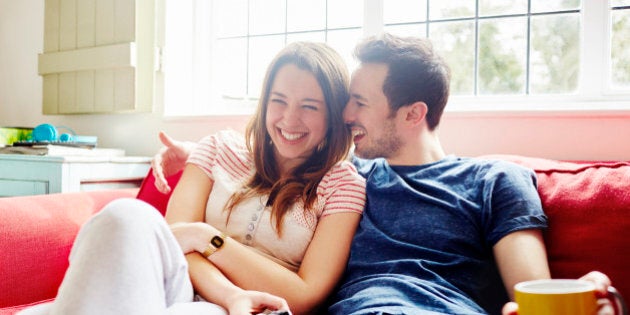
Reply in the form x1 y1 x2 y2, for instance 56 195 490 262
211 235 224 248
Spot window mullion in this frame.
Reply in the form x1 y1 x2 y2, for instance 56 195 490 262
363 0 383 37
192 0 212 114
580 0 608 98
474 0 479 95
525 0 531 95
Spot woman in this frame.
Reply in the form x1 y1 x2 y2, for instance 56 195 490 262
20 42 366 315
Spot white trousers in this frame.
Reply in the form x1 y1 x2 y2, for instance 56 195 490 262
18 198 227 315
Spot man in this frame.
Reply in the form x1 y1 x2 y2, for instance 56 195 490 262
151 34 614 315
324 33 548 315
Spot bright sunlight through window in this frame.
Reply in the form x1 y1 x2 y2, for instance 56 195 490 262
163 0 630 116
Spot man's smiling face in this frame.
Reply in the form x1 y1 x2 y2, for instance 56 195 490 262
343 63 402 160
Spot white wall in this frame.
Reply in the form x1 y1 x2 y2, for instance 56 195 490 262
1 0 629 160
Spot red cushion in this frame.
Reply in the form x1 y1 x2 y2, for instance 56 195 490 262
135 169 182 216
133 159 630 301
482 155 630 300
0 190 137 308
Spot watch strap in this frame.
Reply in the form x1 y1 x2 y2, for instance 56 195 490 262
202 232 227 258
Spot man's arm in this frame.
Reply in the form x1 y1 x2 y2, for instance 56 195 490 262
495 232 617 315
493 229 551 300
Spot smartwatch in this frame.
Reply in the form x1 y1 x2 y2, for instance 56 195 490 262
202 232 227 258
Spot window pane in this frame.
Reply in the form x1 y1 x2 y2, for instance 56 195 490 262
478 17 527 94
611 9 630 88
479 0 527 16
429 21 475 95
430 0 475 20
287 0 326 32
286 31 325 45
214 38 247 97
384 0 427 24
249 0 286 35
384 23 426 38
248 36 286 98
213 0 248 37
328 0 363 28
612 0 630 6
327 28 364 71
531 0 580 13
530 13 580 94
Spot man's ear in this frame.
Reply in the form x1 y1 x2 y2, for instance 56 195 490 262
403 101 428 125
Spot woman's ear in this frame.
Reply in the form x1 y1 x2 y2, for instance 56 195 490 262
404 101 428 125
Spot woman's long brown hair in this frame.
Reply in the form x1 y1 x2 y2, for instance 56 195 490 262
225 42 351 236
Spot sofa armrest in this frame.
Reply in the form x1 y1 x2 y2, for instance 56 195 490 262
0 189 138 308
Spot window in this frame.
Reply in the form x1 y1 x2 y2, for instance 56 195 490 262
164 0 364 116
385 0 581 96
164 0 630 116
611 0 630 89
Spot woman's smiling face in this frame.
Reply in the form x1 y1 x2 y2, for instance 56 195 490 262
265 63 328 172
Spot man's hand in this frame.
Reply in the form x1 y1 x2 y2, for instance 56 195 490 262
501 301 518 315
580 271 616 315
225 290 290 315
501 271 616 315
151 131 196 194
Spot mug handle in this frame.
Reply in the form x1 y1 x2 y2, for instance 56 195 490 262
608 286 628 315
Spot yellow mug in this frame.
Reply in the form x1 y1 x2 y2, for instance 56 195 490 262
515 279 628 315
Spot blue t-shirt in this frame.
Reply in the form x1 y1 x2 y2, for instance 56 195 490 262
328 156 547 315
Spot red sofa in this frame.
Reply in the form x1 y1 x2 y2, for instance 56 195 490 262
1 155 629 314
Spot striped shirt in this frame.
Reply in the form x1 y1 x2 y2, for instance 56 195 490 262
187 130 366 271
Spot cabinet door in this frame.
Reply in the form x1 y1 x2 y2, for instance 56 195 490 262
0 158 60 196
0 179 48 197
38 0 158 114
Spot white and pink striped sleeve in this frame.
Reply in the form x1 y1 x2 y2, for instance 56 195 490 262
187 134 220 179
319 161 367 217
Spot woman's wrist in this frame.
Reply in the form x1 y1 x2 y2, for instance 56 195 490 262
221 287 250 312
194 223 225 254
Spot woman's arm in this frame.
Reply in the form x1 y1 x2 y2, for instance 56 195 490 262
168 163 362 313
180 203 361 313
165 163 239 307
186 252 290 314
493 229 551 300
167 164 289 313
207 212 361 314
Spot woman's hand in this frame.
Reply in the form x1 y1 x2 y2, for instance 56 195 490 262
169 221 216 254
225 290 290 315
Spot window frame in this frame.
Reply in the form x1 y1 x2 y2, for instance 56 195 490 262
161 0 630 118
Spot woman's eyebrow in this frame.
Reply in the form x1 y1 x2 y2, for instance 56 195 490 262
271 91 324 104
270 91 287 98
301 97 324 104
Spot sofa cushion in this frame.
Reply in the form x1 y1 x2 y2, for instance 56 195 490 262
482 155 630 300
0 189 138 309
135 169 183 216
134 158 630 301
